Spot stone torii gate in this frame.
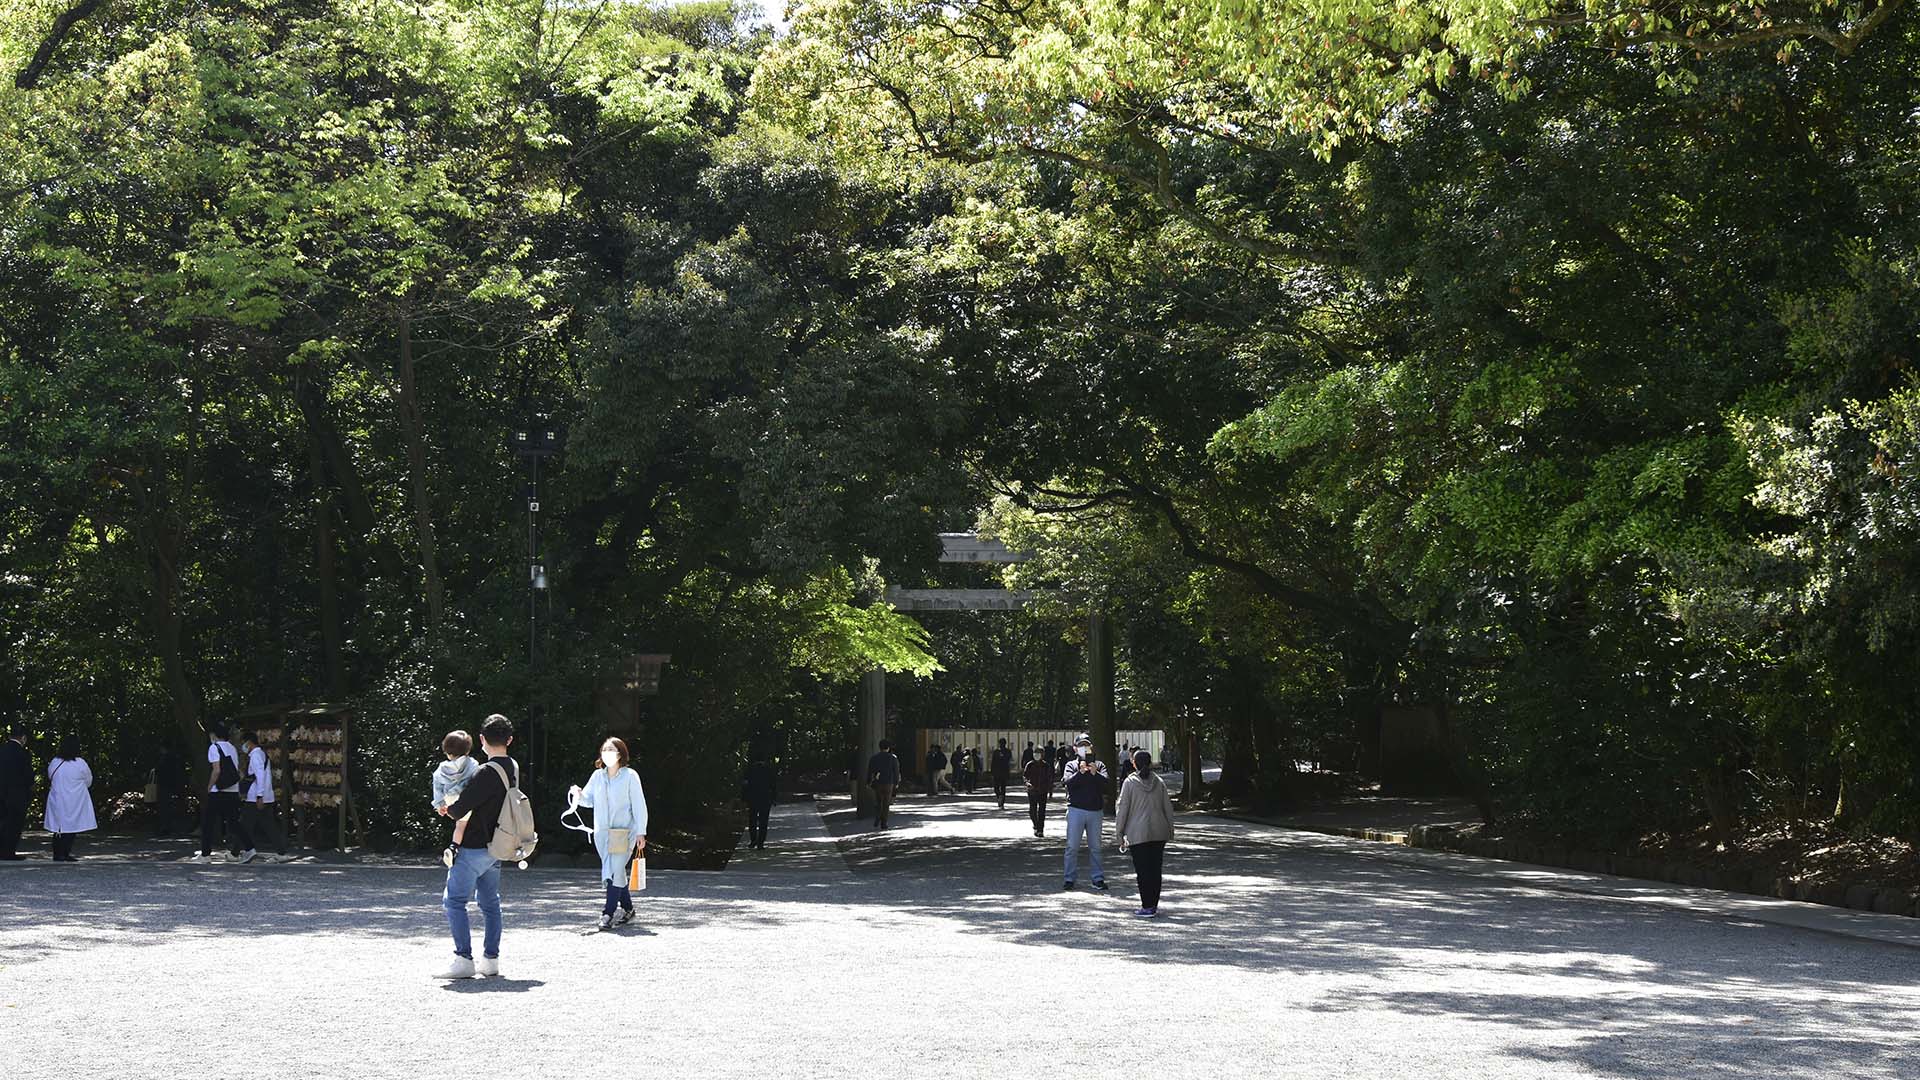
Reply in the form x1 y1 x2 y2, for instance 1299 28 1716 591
854 534 1118 815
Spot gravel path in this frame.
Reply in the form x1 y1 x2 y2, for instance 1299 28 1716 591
3 796 1917 1079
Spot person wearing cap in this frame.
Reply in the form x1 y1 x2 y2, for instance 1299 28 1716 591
1060 733 1108 891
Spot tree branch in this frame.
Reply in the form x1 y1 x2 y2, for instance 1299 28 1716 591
14 0 105 90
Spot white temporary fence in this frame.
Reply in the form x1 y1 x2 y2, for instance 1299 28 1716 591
913 728 1167 772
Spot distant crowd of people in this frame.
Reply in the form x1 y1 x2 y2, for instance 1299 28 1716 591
867 732 1175 918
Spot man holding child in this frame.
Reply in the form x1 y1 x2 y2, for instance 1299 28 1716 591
434 714 516 980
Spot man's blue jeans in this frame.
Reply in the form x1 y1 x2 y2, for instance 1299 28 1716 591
1064 807 1104 883
443 847 501 959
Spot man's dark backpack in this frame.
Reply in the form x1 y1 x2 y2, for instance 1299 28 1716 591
214 743 242 790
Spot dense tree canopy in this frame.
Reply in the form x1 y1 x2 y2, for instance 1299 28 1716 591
4 0 1918 857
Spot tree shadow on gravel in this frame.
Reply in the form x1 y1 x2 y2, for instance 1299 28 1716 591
6 796 1917 1079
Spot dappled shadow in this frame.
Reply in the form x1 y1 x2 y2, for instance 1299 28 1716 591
4 795 1917 1078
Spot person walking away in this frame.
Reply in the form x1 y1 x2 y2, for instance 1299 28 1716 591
1023 752 1054 838
435 714 518 978
1060 733 1108 891
194 723 254 864
240 732 288 860
743 756 776 849
44 735 96 862
866 739 901 830
991 739 1013 810
1114 750 1175 917
152 742 186 839
0 725 30 860
1043 740 1057 770
568 737 648 931
1022 742 1036 766
1117 748 1135 785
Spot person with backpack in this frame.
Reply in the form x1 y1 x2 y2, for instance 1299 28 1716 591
435 714 527 978
43 734 96 862
568 736 648 931
192 723 254 865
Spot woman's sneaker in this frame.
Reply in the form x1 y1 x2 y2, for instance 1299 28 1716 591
615 908 635 926
475 956 500 977
597 913 613 931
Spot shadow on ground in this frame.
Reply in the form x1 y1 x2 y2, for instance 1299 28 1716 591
4 794 1916 1079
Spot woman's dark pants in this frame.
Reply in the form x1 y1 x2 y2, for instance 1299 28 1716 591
1129 840 1166 910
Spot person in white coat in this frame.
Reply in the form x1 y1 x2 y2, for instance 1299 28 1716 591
567 737 648 931
44 734 97 862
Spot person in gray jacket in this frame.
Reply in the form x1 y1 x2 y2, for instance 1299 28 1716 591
1113 749 1175 917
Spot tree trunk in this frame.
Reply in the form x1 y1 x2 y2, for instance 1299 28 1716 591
310 437 348 700
1217 687 1257 804
1086 610 1118 810
396 313 445 630
142 487 202 756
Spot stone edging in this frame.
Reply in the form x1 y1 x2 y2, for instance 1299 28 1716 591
1210 813 1920 919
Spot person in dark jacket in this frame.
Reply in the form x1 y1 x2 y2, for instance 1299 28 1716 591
1060 733 1109 891
866 740 901 830
434 714 517 980
1022 741 1037 766
990 739 1013 809
1022 753 1054 838
0 725 31 860
742 757 777 849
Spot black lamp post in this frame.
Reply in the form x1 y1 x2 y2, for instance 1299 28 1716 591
512 422 561 781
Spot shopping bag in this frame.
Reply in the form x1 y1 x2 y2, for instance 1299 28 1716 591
629 853 646 892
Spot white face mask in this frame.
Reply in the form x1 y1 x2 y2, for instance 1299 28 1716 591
601 752 620 769
1078 746 1090 758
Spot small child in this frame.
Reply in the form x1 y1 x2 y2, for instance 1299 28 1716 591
431 730 479 867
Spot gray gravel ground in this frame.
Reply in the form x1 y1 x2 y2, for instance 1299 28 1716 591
3 796 1917 1080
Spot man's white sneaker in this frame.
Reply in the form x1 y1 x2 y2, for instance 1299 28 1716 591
237 849 258 864
182 853 212 864
433 956 477 980
475 956 500 977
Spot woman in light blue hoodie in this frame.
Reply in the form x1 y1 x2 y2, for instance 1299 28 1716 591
568 736 648 930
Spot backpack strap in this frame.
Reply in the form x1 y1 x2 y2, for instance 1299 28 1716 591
485 760 515 791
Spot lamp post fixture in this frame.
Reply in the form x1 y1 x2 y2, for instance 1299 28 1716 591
512 422 561 781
